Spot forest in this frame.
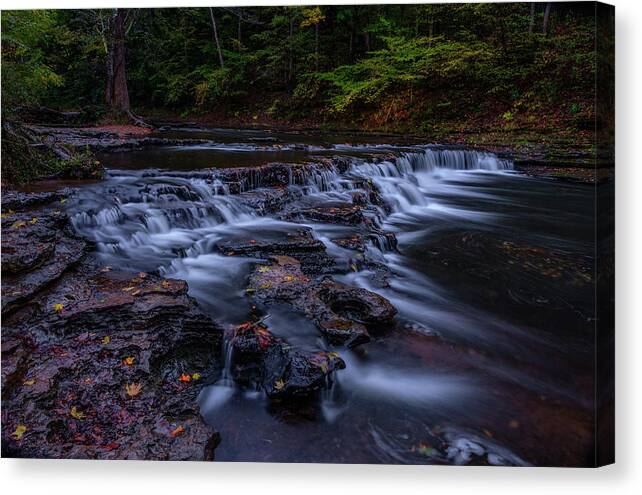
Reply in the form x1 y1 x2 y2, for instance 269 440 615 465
2 3 599 135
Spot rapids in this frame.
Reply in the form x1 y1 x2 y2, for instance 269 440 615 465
67 132 595 465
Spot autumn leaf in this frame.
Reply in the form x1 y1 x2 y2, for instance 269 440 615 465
191 373 201 381
53 303 64 313
122 286 135 292
170 425 185 437
23 379 36 386
138 272 147 279
101 335 110 345
122 356 135 366
161 280 171 289
178 373 191 383
125 382 143 398
259 282 272 290
257 266 271 273
274 379 285 391
1 209 16 218
29 217 38 224
131 289 141 296
282 275 295 282
11 425 27 440
59 198 67 204
10 220 27 229
70 406 85 420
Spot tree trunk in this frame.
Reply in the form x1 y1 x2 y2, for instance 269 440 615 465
106 9 130 113
528 3 536 34
209 7 224 69
315 23 319 71
542 2 552 36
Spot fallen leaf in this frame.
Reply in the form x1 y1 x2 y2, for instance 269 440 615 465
70 406 85 420
29 217 38 224
161 280 171 289
59 198 67 204
23 379 36 386
101 336 110 345
179 373 191 383
259 282 272 290
125 382 143 398
138 272 147 279
53 303 64 313
257 266 271 273
191 373 201 381
170 425 185 437
10 220 27 229
122 286 135 292
274 379 285 391
122 356 135 366
131 289 141 296
11 425 27 440
282 275 295 282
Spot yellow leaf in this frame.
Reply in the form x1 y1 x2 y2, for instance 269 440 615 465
10 220 27 229
125 382 142 398
23 379 36 386
191 373 201 381
101 336 110 345
29 217 38 224
11 425 27 440
257 266 271 273
122 286 135 292
59 198 67 204
131 289 141 296
70 406 85 420
1 209 16 218
161 280 171 289
274 379 285 390
123 356 135 366
259 282 272 290
53 303 64 313
282 275 295 282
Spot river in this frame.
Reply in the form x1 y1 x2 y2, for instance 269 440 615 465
67 128 596 465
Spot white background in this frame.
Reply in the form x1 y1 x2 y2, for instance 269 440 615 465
1 0 640 493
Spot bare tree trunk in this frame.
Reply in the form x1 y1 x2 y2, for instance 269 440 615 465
106 9 130 113
288 13 294 81
542 2 552 36
314 23 319 71
529 3 536 34
238 17 242 50
209 7 224 69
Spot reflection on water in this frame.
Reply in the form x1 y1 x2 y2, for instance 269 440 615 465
69 131 595 465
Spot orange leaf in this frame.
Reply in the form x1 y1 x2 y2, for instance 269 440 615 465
170 425 185 437
178 373 191 383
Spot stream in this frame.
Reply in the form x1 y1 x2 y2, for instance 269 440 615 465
67 128 596 466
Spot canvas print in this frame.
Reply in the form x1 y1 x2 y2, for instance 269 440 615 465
1 2 614 466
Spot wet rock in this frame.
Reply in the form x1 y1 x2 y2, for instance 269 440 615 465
284 203 367 226
247 256 397 348
237 187 303 214
1 189 73 211
217 227 334 275
1 267 223 461
229 321 345 398
2 208 88 315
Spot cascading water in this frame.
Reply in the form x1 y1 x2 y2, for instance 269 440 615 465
66 139 593 464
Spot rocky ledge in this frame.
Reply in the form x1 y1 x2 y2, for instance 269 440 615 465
1 191 223 460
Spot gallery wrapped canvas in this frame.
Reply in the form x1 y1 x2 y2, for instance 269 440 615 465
1 2 614 467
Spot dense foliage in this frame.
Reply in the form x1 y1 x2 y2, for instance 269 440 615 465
2 3 599 132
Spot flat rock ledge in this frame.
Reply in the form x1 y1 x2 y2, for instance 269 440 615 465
1 190 223 461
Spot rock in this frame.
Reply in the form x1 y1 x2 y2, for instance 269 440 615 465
1 207 88 315
1 266 223 461
229 321 345 398
216 227 334 275
247 256 397 348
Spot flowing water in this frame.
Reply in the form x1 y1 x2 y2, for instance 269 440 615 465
70 129 596 466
